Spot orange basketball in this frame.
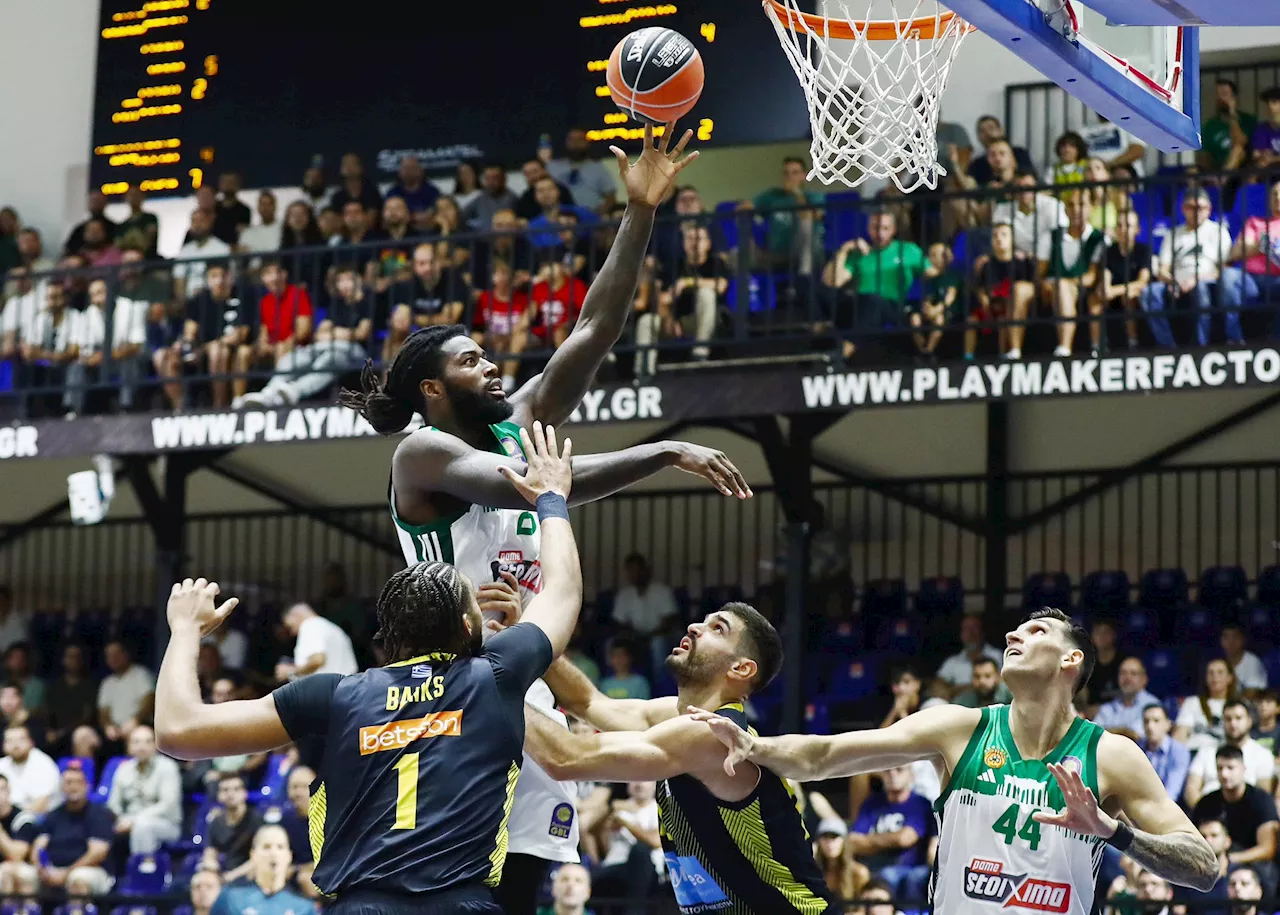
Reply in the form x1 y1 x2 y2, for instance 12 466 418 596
607 27 704 124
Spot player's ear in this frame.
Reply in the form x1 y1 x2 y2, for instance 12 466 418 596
729 657 758 687
420 377 445 404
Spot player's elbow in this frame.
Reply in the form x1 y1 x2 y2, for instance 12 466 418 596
154 715 209 761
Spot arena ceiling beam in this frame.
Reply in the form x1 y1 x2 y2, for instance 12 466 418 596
0 498 70 550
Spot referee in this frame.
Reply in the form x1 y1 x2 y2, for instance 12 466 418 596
155 423 581 915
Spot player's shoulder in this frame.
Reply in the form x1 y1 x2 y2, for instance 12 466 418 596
1094 728 1149 768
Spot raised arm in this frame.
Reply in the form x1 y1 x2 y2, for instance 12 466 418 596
543 655 679 731
512 122 697 427
690 703 977 781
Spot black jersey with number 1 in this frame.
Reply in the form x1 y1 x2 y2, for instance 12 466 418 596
271 622 553 901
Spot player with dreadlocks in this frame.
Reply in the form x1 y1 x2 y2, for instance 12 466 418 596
154 421 583 915
339 122 752 915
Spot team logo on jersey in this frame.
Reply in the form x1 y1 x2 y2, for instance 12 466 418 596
499 550 523 564
498 435 525 461
491 557 543 594
411 664 432 679
549 802 574 839
984 747 1008 769
359 711 462 754
1060 755 1083 776
964 859 1071 912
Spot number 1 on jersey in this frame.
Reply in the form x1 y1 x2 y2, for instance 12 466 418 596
393 753 419 830
992 802 1041 850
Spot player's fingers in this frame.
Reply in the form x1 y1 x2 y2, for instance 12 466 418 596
496 465 522 485
215 598 238 618
204 580 220 597
544 424 558 462
1030 810 1067 825
531 420 548 457
561 437 573 463
609 146 629 177
499 570 521 591
643 121 654 149
659 121 675 153
517 425 535 458
171 582 182 597
670 128 693 159
182 578 195 591
720 458 751 499
673 149 700 173
704 461 734 497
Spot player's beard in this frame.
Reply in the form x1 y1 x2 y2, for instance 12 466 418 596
664 643 720 689
444 378 514 428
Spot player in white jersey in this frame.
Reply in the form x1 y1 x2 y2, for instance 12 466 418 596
692 608 1220 913
342 122 751 915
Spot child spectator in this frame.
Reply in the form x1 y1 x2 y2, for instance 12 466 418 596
599 640 650 701
473 259 531 392
970 222 1035 360
530 261 587 350
1096 210 1151 352
1046 131 1089 188
910 242 959 361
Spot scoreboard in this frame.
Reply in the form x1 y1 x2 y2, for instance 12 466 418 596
90 0 810 194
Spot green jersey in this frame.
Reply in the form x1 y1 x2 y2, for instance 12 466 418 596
931 705 1106 915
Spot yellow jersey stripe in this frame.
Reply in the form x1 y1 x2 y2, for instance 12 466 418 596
485 762 522 886
717 800 829 915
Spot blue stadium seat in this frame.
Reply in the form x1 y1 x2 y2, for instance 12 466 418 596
119 852 171 896
714 201 767 251
111 908 157 915
1080 570 1130 615
53 905 97 915
1239 182 1270 220
823 191 867 250
861 578 907 618
1258 566 1280 608
257 753 292 802
915 576 964 618
0 361 11 394
875 614 922 654
2 902 41 915
1138 568 1189 613
1264 648 1280 690
951 230 971 271
1121 607 1159 651
724 274 778 313
1198 565 1248 613
1144 648 1188 697
190 798 219 848
1174 606 1220 649
59 756 95 790
92 756 128 805
819 618 863 654
1022 572 1072 611
1245 603 1280 648
701 585 744 614
804 699 831 735
826 656 880 701
592 589 615 624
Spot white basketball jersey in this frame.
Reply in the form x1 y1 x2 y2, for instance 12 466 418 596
931 705 1106 915
391 421 580 863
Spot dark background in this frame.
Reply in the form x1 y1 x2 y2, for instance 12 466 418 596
90 0 810 191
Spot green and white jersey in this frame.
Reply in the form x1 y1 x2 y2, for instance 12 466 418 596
391 419 580 864
931 705 1106 915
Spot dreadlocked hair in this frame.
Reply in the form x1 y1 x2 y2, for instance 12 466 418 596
337 325 468 435
375 561 472 662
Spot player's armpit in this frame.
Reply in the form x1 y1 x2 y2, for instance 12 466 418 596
526 705 704 782
394 430 533 512
155 695 293 761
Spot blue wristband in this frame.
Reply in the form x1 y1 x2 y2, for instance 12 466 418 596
535 492 570 521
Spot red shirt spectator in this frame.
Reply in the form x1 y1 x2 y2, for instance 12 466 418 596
530 268 586 342
476 286 530 338
258 263 313 345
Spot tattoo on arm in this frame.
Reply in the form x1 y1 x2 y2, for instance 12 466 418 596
1122 828 1220 892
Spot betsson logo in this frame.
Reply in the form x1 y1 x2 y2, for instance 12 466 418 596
801 349 1280 409
359 710 463 755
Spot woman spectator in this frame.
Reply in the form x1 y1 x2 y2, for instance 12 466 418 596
427 196 470 270
1046 132 1090 189
813 819 870 905
278 202 327 292
1175 658 1239 754
1083 157 1122 236
452 163 482 211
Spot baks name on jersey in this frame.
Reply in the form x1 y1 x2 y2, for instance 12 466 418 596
491 551 542 593
965 858 1071 912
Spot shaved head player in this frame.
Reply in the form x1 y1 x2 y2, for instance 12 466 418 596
692 609 1219 914
153 425 585 915
340 121 751 915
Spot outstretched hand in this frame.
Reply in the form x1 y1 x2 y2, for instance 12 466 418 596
611 121 698 210
167 578 239 637
671 442 752 499
687 706 755 776
1031 761 1119 839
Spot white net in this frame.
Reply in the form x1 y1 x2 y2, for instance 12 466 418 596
763 0 973 193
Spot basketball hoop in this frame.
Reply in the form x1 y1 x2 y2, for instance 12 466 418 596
763 0 975 193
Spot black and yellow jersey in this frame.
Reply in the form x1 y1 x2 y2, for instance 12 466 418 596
271 623 552 899
656 704 837 915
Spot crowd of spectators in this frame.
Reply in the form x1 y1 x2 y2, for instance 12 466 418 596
2 95 1280 417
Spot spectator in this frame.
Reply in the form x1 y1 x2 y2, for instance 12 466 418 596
1096 209 1151 352
1141 188 1242 349
656 225 725 362
19 765 114 897
881 666 922 728
451 162 482 211
275 765 314 893
969 221 1036 360
425 196 469 270
44 644 100 761
1173 818 1233 914
1079 116 1147 174
528 178 595 250
1177 658 1240 754
242 259 313 390
383 243 470 364
1251 87 1280 168
1120 869 1174 915
202 773 263 881
473 259 531 392
1221 623 1267 694
599 640 650 701
385 155 440 229
1083 158 1123 236
565 630 601 686
849 765 935 903
1093 657 1160 739
334 199 382 279
745 156 825 276
97 640 155 752
1228 178 1280 315
1045 131 1089 188
548 128 618 215
1251 689 1280 752
18 282 81 419
537 862 595 915
211 824 314 915
0 587 29 658
610 553 679 673
181 868 223 915
1140 703 1191 803
182 260 250 408
966 139 1021 203
1227 866 1266 915
463 164 520 231
826 210 923 356
328 153 383 217
274 603 358 681
107 725 181 854
76 277 149 414
530 260 587 350
591 781 661 914
1 268 43 363
1192 745 1278 894
0 688 44 752
237 263 370 409
212 173 252 245
0 774 36 894
1185 699 1275 807
173 209 233 301
516 160 574 223
15 227 54 279
0 726 58 815
62 192 116 257
238 190 283 257
813 818 869 905
369 196 419 296
277 202 327 284
1200 79 1257 174
652 185 708 270
78 218 123 269
910 242 959 361
967 115 1037 186
317 207 343 246
1080 618 1124 715
932 613 1003 699
116 188 158 258
4 645 42 714
951 657 1009 708
850 878 902 915
1037 192 1104 357
473 208 533 289
935 117 974 179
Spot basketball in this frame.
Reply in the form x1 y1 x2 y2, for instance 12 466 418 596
606 27 705 124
